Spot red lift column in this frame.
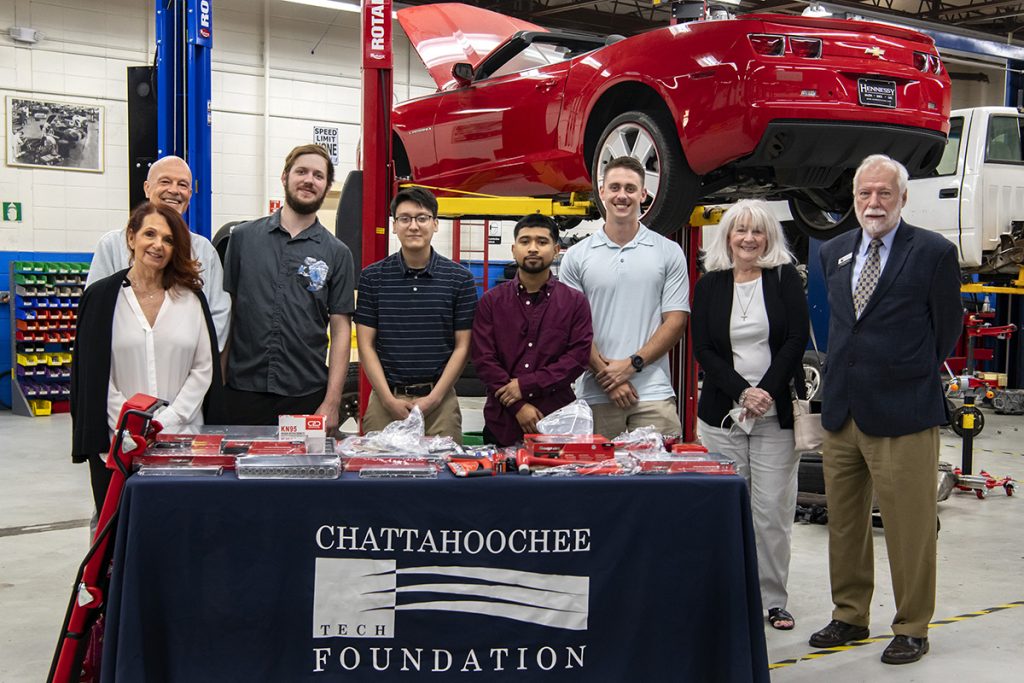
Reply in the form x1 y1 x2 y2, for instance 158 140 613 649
358 0 393 424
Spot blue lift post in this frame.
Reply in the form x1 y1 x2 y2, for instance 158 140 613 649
155 0 213 239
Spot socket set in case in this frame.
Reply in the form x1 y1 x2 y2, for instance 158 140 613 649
235 455 341 480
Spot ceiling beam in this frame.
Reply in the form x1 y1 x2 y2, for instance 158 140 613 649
532 0 609 17
937 0 1024 18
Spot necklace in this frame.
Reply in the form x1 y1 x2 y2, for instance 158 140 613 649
735 279 759 321
128 277 164 301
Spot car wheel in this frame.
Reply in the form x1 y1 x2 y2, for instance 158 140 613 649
593 110 697 236
788 193 861 241
338 364 360 426
802 350 825 401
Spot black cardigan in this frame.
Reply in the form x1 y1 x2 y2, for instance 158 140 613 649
691 264 808 430
70 268 222 462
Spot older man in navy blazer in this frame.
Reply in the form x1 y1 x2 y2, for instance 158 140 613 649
809 154 962 665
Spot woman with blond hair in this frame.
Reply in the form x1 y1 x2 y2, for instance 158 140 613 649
692 199 808 630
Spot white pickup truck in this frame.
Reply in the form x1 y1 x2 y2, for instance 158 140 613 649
902 106 1024 275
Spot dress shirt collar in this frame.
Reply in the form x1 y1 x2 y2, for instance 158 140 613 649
513 272 555 296
857 220 900 258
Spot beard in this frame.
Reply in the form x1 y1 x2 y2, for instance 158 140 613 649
860 215 899 238
285 184 327 215
517 258 550 274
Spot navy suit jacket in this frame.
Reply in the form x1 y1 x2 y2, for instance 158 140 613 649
819 221 962 437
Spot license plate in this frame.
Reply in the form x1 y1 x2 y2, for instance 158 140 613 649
858 79 896 108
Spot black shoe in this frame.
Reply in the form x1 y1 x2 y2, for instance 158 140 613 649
881 635 929 664
808 619 870 648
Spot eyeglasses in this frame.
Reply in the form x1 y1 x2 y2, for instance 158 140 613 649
394 214 435 227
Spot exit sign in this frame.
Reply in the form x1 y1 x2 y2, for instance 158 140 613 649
2 202 22 222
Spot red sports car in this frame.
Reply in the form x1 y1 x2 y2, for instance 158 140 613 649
392 4 951 238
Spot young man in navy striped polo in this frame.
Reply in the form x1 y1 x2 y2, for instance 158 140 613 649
355 187 477 441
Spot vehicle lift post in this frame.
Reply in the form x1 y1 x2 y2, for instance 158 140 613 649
154 0 213 238
358 0 394 420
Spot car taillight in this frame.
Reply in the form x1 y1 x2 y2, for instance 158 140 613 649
914 51 943 73
749 34 785 57
789 37 822 59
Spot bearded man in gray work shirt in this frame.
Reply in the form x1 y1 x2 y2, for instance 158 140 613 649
221 144 355 433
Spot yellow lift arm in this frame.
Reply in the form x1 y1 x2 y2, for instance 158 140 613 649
401 183 722 226
961 266 1024 295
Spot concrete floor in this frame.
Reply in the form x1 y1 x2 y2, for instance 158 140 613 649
1 401 1022 682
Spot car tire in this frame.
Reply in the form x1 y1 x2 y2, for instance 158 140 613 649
788 194 860 241
211 220 245 265
592 110 697 236
803 350 825 401
338 364 360 426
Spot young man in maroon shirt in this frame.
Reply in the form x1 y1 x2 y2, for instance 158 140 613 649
471 215 593 446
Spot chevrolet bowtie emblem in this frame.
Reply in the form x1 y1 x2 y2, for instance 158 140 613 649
865 46 885 58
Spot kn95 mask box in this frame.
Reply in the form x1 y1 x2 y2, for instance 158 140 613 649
279 414 327 452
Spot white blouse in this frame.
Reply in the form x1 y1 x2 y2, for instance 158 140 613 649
730 277 776 417
107 285 213 432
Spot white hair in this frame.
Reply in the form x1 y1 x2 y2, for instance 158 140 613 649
701 199 794 273
853 154 909 195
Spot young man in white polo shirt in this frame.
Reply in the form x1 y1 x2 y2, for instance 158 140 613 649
559 156 689 437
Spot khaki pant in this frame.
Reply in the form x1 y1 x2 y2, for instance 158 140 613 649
589 398 682 439
362 387 463 444
823 418 939 637
699 416 798 612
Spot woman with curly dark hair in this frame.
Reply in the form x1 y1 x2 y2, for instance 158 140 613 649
71 202 221 514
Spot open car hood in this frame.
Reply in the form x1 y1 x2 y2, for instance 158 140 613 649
397 3 545 90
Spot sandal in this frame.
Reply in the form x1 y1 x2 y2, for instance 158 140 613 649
768 607 795 630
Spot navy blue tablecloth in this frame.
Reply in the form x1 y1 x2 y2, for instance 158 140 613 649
101 472 768 682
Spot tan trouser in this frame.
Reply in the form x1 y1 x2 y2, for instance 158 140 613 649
362 387 463 444
823 418 939 637
589 398 682 439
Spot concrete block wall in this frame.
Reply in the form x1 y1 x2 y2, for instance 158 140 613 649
0 0 147 253
0 0 461 256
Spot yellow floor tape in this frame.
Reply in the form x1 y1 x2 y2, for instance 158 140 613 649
769 600 1024 671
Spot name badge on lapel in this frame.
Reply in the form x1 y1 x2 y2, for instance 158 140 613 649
837 253 853 267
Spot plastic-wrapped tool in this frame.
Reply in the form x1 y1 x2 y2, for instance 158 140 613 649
536 399 593 435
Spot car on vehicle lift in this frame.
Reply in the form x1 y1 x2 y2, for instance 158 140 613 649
391 3 951 239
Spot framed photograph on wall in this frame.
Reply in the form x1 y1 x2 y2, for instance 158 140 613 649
6 96 104 172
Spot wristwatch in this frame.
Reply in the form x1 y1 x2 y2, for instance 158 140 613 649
630 354 645 373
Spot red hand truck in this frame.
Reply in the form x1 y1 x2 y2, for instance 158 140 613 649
47 394 166 683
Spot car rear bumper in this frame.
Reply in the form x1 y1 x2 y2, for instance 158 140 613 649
736 120 947 188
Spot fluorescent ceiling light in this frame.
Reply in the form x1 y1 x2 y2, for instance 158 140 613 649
282 0 361 13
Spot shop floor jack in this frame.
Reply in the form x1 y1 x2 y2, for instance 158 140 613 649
951 396 1016 500
953 468 1016 499
47 394 166 683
